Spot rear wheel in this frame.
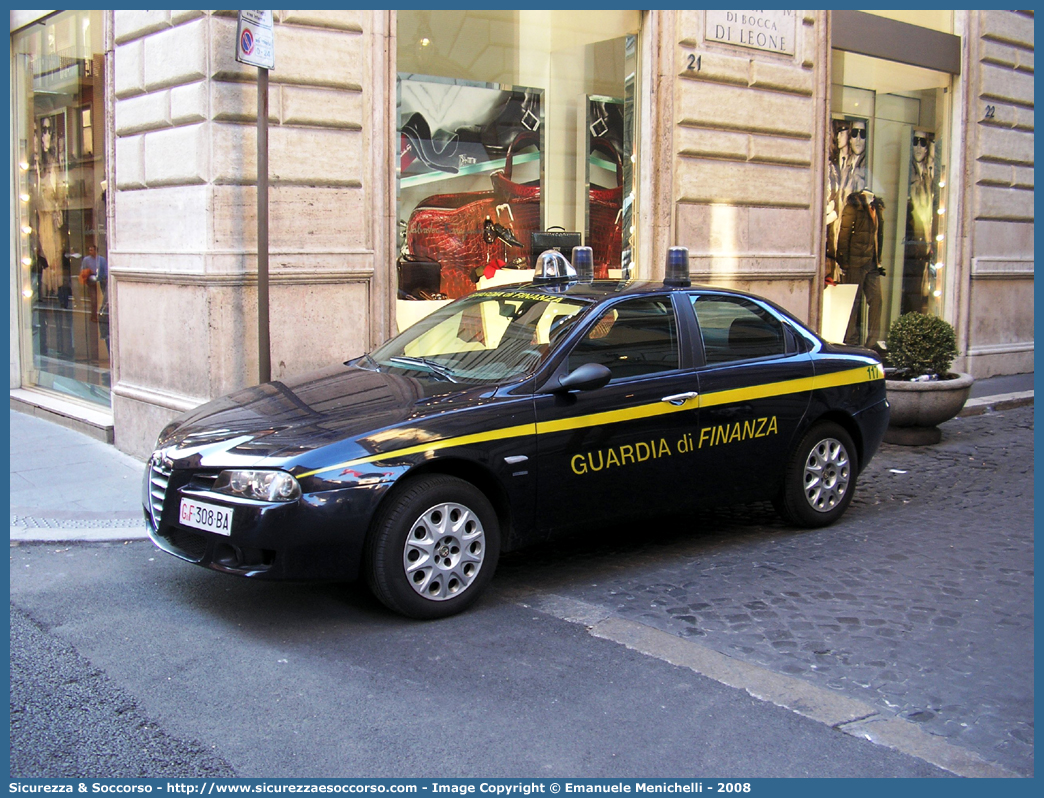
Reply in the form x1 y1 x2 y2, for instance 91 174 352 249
776 421 858 528
365 475 500 619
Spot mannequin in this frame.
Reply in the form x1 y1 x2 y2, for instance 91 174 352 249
824 125 849 280
837 189 885 350
841 121 868 198
825 120 869 279
903 129 935 314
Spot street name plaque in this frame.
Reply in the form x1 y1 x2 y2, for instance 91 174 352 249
705 10 797 56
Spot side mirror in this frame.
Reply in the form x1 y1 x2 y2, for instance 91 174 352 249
556 362 612 393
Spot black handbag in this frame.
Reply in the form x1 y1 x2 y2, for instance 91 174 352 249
530 227 581 266
397 256 444 300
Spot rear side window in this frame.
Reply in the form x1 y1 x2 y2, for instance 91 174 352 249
691 296 786 364
568 297 679 380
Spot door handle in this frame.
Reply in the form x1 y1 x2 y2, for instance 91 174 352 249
661 391 698 406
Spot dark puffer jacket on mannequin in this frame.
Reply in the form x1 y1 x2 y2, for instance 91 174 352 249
836 191 885 271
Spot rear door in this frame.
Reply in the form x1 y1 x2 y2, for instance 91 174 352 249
687 293 814 504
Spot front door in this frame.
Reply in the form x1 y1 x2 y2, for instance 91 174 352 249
533 295 702 534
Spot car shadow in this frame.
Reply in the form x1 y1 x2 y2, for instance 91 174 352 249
492 501 801 598
145 495 884 633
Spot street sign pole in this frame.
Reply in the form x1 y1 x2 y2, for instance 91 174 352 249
257 66 270 383
235 11 275 384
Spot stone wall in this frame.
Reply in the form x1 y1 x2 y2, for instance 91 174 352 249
959 10 1034 377
109 11 394 457
665 11 825 322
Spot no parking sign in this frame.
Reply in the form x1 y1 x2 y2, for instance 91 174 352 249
236 10 275 69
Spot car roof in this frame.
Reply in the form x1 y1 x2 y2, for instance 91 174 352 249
476 279 756 301
478 279 801 315
475 279 814 333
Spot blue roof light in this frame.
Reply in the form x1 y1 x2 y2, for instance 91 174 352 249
664 246 690 287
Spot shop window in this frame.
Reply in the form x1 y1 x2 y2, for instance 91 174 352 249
13 11 110 405
396 11 640 327
823 46 952 350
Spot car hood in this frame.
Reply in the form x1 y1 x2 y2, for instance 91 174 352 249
156 365 511 469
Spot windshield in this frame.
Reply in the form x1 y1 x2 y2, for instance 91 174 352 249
368 290 590 384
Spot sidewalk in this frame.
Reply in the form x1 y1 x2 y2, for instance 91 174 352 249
10 410 148 542
8 371 1034 543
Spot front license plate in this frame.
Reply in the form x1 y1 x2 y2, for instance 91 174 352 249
179 497 233 536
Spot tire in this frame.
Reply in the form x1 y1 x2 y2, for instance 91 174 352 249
365 475 500 619
775 421 858 528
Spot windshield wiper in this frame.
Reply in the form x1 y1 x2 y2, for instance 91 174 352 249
347 353 381 371
387 356 460 383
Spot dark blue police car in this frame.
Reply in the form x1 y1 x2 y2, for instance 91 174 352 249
145 248 889 618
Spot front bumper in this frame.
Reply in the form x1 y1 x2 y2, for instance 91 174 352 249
143 464 387 581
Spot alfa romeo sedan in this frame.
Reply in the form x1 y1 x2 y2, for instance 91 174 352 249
144 253 889 618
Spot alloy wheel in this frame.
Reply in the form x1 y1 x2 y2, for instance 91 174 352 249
402 501 486 600
803 437 851 512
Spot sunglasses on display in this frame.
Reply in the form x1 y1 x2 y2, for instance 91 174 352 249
913 136 928 146
850 128 866 139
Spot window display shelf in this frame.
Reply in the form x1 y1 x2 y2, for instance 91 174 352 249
590 154 618 172
400 151 540 190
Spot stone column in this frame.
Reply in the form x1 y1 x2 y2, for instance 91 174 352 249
957 10 1034 377
661 11 824 322
109 11 394 457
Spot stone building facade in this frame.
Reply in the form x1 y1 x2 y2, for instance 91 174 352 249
9 10 1034 459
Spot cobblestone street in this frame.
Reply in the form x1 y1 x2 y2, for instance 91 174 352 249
496 406 1034 776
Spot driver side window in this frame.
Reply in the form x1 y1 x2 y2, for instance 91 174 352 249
568 297 679 380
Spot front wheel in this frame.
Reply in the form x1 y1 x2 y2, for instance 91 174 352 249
775 421 858 528
365 475 500 619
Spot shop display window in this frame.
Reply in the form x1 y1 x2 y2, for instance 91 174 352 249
13 11 110 405
396 11 640 328
823 47 953 350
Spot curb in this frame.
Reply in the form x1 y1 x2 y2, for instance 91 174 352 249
959 390 1034 417
11 527 150 543
11 518 149 543
523 593 1022 778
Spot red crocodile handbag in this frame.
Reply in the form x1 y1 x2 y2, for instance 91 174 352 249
588 137 623 278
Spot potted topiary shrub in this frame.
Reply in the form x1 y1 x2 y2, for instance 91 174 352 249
883 312 974 445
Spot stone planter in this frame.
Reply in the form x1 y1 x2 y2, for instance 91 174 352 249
884 372 975 445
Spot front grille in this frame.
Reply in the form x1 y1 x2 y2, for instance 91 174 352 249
148 457 172 529
160 528 208 561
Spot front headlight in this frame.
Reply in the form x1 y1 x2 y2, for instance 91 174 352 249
213 470 302 502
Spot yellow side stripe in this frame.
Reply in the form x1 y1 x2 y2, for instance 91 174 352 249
299 365 880 478
298 422 536 478
534 399 690 435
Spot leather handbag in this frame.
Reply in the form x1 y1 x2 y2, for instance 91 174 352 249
530 227 582 266
397 256 443 300
489 131 542 267
405 132 543 297
588 137 624 278
404 190 502 299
